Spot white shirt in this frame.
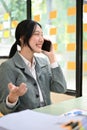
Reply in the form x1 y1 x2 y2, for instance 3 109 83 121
20 54 44 103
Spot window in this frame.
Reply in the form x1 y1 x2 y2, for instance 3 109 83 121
0 0 27 57
31 0 76 94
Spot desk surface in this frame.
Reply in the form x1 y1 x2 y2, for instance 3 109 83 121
35 96 87 115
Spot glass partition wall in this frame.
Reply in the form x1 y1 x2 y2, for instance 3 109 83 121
31 0 77 96
83 0 87 96
0 0 27 57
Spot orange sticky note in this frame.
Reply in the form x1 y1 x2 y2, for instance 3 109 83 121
67 25 76 33
34 15 40 22
84 4 87 12
49 27 57 35
67 62 76 70
11 20 18 28
83 62 87 71
83 24 87 32
49 10 57 19
53 43 58 51
67 43 76 51
83 41 87 50
67 7 76 16
0 24 3 30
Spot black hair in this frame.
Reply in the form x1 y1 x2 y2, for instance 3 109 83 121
9 19 42 58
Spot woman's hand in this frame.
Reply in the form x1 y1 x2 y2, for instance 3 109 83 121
8 82 28 103
42 43 57 64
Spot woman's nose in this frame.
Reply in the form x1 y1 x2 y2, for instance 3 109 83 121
39 35 44 42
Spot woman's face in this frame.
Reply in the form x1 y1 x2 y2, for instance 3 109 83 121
29 25 44 53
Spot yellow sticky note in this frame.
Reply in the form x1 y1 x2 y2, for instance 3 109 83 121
3 30 10 38
83 41 87 50
11 20 18 28
67 62 76 70
67 7 76 16
67 25 76 33
49 27 57 35
83 62 87 71
0 24 3 30
53 43 58 51
83 24 87 32
49 10 57 19
84 4 87 12
4 13 10 20
34 15 40 22
67 43 76 51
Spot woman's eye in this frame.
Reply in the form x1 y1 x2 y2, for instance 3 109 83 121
33 33 43 37
34 33 40 35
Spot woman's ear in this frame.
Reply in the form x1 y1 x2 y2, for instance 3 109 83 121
19 36 24 46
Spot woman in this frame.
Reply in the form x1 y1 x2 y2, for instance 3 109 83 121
0 19 67 115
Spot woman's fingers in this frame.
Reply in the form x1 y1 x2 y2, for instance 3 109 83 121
8 82 16 91
8 82 27 97
19 83 28 96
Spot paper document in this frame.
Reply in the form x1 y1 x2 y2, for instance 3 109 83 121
0 109 87 130
0 110 64 130
0 127 9 130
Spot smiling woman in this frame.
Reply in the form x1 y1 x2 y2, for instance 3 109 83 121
0 19 67 115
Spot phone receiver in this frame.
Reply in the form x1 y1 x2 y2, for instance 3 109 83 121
42 39 52 52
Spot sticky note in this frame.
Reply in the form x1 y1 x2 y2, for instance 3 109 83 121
4 13 10 20
11 20 18 28
67 25 76 33
83 41 87 50
34 15 40 22
49 10 57 19
67 43 76 51
67 62 76 70
67 7 76 16
53 43 58 51
49 27 57 35
0 24 3 30
3 30 10 38
84 4 87 12
83 24 87 32
83 62 87 71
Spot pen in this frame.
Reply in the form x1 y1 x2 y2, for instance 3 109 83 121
71 122 79 130
61 121 81 130
65 121 79 130
65 121 73 126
